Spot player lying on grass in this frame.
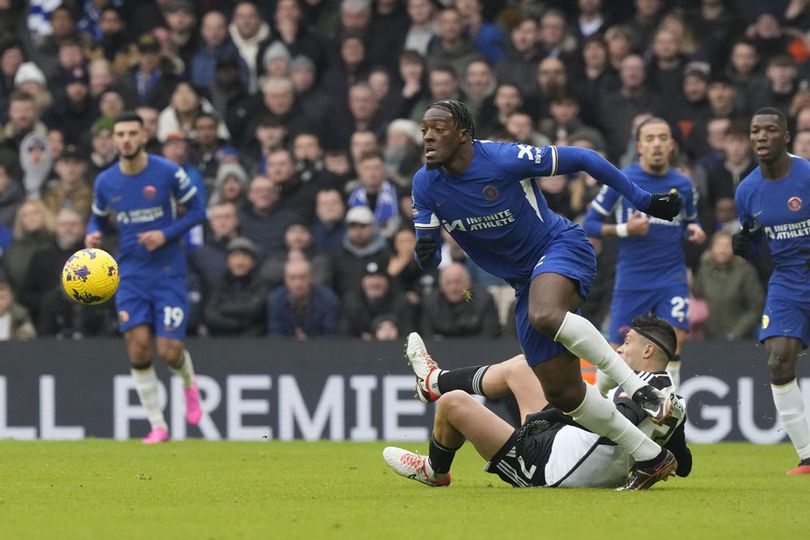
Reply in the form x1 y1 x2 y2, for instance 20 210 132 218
383 316 691 489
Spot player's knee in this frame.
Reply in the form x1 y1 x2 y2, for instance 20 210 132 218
436 390 472 416
767 352 796 384
157 342 183 365
127 340 151 363
503 355 528 379
543 383 582 412
528 307 564 337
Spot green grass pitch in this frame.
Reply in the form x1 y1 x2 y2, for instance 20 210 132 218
0 441 807 539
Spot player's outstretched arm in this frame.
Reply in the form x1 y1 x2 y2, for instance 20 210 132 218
555 147 682 221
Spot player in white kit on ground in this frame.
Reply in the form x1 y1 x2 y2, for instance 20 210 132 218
384 316 691 489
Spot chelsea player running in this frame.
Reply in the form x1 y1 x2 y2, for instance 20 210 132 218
584 118 706 390
412 100 683 489
733 107 810 475
86 112 206 444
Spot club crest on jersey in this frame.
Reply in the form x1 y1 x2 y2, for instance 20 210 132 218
787 196 802 212
761 315 769 329
143 185 157 200
483 184 499 201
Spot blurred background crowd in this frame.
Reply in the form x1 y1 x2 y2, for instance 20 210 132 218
0 0 805 342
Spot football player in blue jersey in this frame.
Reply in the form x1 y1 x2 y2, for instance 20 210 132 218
733 107 810 475
583 118 706 390
411 100 683 489
86 112 206 444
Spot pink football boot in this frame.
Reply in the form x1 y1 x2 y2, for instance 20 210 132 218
142 427 169 444
185 383 202 425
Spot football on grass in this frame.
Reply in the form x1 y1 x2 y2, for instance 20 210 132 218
61 248 119 305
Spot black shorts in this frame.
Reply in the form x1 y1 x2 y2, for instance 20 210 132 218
484 421 562 487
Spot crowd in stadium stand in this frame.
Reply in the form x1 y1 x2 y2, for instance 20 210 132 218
1 0 807 341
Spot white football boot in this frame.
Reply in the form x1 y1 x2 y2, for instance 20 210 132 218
383 447 451 487
406 332 442 403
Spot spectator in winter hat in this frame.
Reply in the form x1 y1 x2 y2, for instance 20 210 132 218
13 62 52 112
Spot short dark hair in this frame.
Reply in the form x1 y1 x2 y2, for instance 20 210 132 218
59 37 82 49
429 64 458 79
194 111 218 125
465 55 490 70
630 315 677 362
113 111 144 127
752 106 787 129
399 49 424 65
357 150 384 164
768 54 795 69
635 116 670 140
427 99 475 138
725 121 749 139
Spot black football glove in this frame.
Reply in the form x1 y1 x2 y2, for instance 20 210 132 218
415 236 438 265
732 225 752 258
644 192 683 221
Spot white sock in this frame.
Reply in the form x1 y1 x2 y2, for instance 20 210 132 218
168 349 196 388
772 380 810 460
666 361 681 390
596 370 617 395
566 384 661 461
555 312 646 397
132 365 168 431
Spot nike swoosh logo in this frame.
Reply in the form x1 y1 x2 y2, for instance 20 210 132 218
749 210 764 232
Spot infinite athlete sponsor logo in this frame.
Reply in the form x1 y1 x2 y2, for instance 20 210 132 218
788 196 802 212
764 217 810 240
115 205 164 225
761 315 769 329
442 209 516 232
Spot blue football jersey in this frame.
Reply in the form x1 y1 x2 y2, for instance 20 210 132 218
90 154 201 280
413 141 579 285
588 164 698 291
735 156 810 289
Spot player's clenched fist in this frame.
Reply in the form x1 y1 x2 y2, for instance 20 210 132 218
732 226 751 257
414 236 438 265
644 192 683 221
85 231 102 248
626 211 650 236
